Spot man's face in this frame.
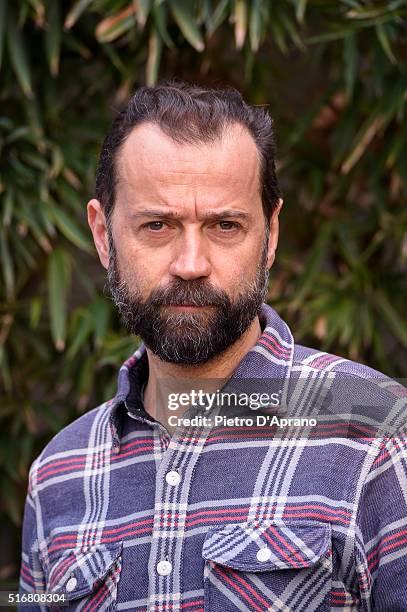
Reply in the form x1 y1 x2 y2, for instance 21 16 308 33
90 122 281 364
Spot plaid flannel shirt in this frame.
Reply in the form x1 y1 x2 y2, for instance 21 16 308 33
19 303 407 611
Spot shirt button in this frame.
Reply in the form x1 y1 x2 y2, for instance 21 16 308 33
165 470 181 486
66 577 77 592
156 560 172 576
256 547 272 562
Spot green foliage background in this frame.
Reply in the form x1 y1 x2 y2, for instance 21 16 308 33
0 0 406 584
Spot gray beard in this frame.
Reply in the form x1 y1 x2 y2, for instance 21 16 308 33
106 230 270 365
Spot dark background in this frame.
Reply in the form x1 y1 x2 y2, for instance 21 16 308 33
1 0 406 587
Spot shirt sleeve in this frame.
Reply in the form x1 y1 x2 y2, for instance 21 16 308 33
355 435 407 610
18 458 47 610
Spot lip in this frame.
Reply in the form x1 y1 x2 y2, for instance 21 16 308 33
165 304 213 309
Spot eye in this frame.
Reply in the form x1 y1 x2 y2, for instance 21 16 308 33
216 221 240 231
144 221 166 231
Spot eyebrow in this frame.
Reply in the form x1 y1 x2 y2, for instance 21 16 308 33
129 209 251 222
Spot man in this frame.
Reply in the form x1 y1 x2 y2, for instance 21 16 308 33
20 81 407 611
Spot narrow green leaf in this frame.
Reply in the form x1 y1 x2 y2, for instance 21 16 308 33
9 150 35 180
0 228 15 299
20 150 48 172
343 34 357 99
201 0 211 27
64 0 94 29
340 0 360 8
375 23 397 64
7 8 33 97
25 0 44 12
77 354 96 410
36 198 57 238
0 346 12 393
146 26 163 86
346 1 406 20
169 0 204 52
2 190 14 227
386 128 405 168
269 18 288 54
16 196 53 253
234 0 248 49
136 0 153 28
249 0 262 52
4 126 31 145
46 200 93 253
295 0 307 23
17 2 30 28
244 45 254 83
307 28 357 44
49 144 64 179
341 114 384 174
29 297 43 330
48 248 71 351
152 2 174 48
67 310 92 359
380 76 407 122
45 0 61 76
0 0 7 71
91 298 111 347
22 94 44 140
206 0 229 35
11 231 36 269
78 354 94 394
282 12 305 50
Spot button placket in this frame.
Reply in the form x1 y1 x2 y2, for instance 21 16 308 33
147 408 218 609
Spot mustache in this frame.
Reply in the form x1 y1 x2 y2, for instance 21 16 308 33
146 279 230 308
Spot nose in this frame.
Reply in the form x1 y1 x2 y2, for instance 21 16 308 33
168 227 211 280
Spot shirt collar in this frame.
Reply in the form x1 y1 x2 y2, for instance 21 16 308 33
108 302 294 452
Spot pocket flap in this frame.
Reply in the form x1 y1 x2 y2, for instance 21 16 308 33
202 520 331 572
44 541 122 601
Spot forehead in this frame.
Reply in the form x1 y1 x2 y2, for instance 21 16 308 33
116 121 261 204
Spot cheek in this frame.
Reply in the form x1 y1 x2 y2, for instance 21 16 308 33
116 244 168 293
216 236 264 270
212 250 260 294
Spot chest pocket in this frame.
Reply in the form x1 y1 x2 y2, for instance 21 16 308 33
42 541 122 611
202 520 332 612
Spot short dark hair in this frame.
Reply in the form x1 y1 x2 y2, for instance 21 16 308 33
95 79 282 229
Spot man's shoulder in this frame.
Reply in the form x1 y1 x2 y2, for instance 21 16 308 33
292 342 389 379
291 343 406 435
32 399 114 470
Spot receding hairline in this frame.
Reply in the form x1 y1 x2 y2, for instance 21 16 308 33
115 119 263 187
95 80 282 229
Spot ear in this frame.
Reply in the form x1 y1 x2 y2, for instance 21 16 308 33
266 198 283 269
87 199 110 270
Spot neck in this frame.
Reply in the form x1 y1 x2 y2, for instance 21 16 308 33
143 315 263 433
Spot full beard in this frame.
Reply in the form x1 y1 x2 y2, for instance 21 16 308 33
106 232 270 365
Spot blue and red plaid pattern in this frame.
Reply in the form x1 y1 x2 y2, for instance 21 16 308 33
19 303 407 611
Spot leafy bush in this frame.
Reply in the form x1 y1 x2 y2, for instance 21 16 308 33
0 0 406 583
